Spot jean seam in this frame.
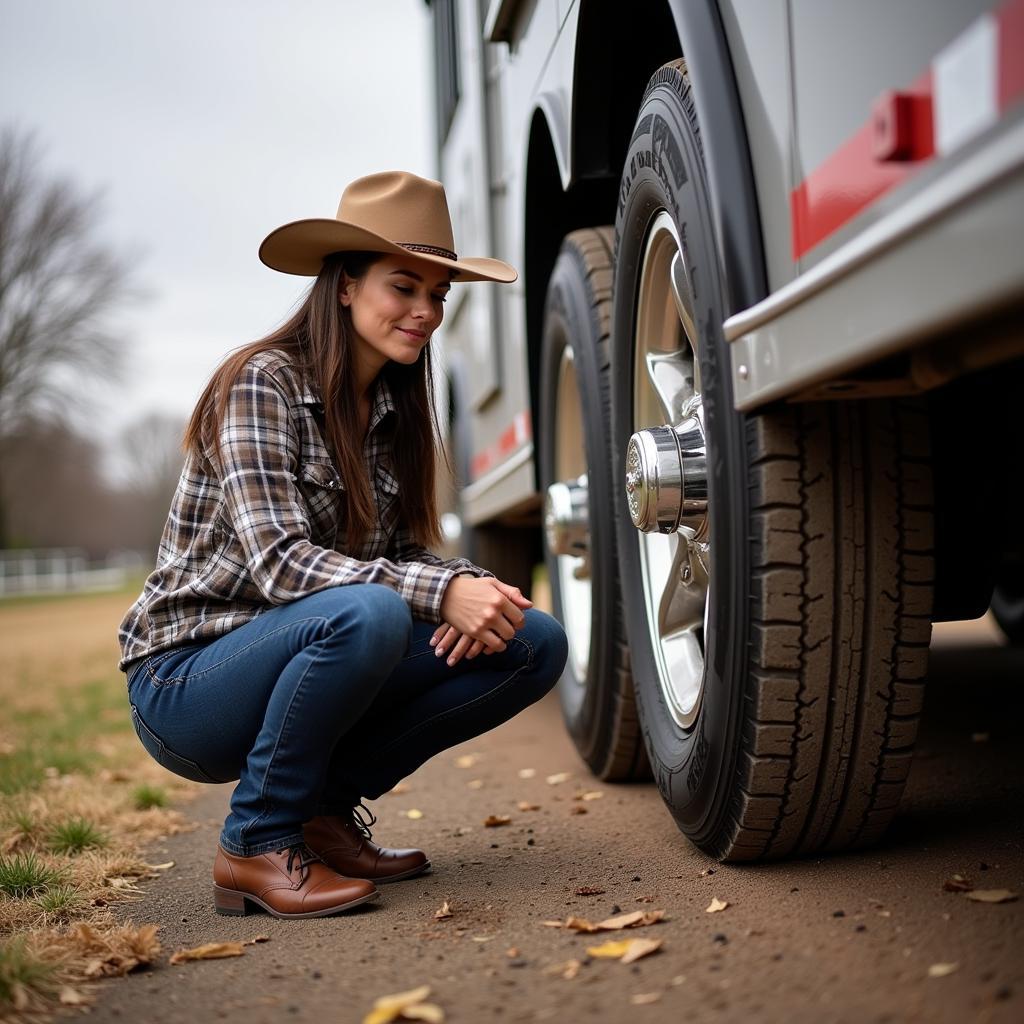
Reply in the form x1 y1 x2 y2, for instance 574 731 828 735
155 617 331 685
219 831 306 858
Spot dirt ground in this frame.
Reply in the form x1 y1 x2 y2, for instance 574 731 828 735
67 616 1024 1024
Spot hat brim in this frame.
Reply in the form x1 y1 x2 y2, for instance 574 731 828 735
258 218 517 283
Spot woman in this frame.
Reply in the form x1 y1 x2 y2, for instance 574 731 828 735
118 172 568 920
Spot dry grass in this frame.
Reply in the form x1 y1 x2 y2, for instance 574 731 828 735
0 588 200 1021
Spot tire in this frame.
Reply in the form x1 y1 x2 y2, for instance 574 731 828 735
611 60 934 860
539 228 648 780
991 564 1024 646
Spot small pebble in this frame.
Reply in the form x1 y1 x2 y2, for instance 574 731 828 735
832 910 845 918
855 924 867 933
712 933 728 945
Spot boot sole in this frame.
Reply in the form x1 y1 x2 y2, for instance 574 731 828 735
373 860 432 884
213 884 379 919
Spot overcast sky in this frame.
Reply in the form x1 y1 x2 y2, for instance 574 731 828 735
0 0 434 474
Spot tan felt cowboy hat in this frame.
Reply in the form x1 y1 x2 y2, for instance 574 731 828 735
259 171 517 283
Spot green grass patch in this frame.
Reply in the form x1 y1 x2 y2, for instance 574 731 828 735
0 935 58 1010
132 784 167 810
0 853 64 899
32 883 84 918
46 819 107 856
0 676 131 795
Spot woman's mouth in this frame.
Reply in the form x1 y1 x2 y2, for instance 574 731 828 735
397 328 427 340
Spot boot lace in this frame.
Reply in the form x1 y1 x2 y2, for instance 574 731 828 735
284 842 322 875
350 802 377 841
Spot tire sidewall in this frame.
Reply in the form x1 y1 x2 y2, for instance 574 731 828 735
611 70 751 843
540 241 618 757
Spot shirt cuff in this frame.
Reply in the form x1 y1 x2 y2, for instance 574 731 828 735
398 562 458 622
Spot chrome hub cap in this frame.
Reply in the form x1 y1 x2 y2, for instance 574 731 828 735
626 211 711 728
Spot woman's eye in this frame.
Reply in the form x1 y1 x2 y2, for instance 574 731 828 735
433 294 448 304
394 285 412 295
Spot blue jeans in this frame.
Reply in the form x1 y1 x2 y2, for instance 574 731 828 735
125 585 567 856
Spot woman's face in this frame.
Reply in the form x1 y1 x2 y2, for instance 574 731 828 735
340 253 451 384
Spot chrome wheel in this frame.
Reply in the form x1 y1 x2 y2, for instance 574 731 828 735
626 212 711 729
545 346 592 681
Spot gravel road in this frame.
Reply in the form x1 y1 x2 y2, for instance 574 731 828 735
93 622 1022 1024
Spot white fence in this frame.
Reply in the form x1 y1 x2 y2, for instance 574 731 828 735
0 548 146 599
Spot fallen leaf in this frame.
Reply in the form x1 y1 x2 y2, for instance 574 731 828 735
622 938 663 965
928 962 959 978
541 920 565 928
542 958 582 979
631 992 661 1005
587 938 662 963
363 985 444 1024
170 942 245 965
403 809 424 820
471 935 494 943
244 935 271 945
580 791 604 801
467 779 484 790
574 886 606 896
517 801 540 811
518 768 537 779
435 901 453 920
942 874 973 893
455 754 479 768
546 772 571 785
388 782 411 795
706 897 729 913
561 910 665 933
58 987 88 1006
963 889 1018 903
484 814 511 827
146 861 176 872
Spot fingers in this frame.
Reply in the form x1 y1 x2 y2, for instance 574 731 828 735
492 579 533 610
432 624 459 657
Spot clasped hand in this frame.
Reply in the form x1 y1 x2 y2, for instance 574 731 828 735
431 576 532 666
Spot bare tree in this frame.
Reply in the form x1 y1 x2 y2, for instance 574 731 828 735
0 126 135 544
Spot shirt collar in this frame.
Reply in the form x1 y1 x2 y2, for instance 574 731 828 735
298 371 396 434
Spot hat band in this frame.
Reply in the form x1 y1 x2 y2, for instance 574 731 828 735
398 242 458 261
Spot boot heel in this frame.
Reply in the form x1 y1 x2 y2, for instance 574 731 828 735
213 886 249 916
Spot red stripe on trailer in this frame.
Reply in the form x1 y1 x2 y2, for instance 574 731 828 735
790 0 1024 261
469 412 532 481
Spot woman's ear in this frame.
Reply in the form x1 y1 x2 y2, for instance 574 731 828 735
338 275 354 307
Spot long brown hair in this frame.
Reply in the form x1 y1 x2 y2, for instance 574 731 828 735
183 251 445 548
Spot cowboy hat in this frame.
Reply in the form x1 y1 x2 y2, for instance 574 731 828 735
258 171 517 283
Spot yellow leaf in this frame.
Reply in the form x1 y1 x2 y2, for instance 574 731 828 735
518 768 536 779
483 814 511 827
403 1004 445 1022
706 897 729 913
404 809 424 820
546 772 571 785
587 940 633 958
467 779 484 790
170 942 245 964
963 889 1018 903
364 985 434 1024
455 754 479 768
59 987 88 1006
596 911 644 930
621 938 663 964
517 801 540 811
435 901 453 920
581 790 604 801
928 962 959 978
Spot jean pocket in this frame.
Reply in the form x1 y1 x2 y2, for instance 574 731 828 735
130 705 221 784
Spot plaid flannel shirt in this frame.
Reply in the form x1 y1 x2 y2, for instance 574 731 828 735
117 349 491 671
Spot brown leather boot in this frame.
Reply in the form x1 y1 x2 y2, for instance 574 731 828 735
304 805 430 883
213 843 378 918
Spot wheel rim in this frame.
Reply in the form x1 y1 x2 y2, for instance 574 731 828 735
547 345 592 681
631 211 710 729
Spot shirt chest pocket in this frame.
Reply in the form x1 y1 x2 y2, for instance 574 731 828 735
298 461 343 548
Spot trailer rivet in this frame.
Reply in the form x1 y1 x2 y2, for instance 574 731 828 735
738 364 749 380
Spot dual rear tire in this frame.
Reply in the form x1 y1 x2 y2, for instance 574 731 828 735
540 60 935 859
